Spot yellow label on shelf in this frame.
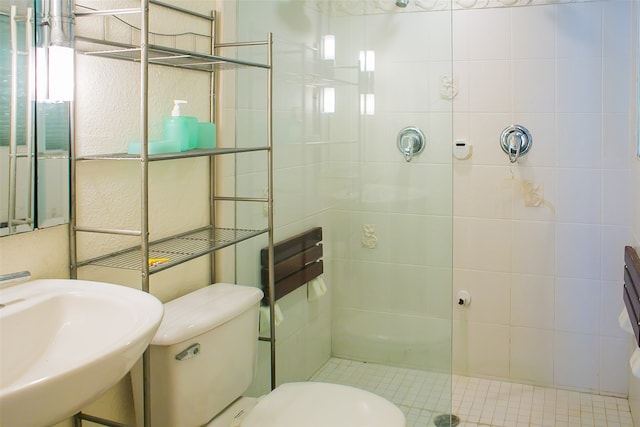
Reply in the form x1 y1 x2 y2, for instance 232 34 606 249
148 257 170 266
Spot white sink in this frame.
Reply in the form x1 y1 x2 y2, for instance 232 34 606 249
0 279 164 427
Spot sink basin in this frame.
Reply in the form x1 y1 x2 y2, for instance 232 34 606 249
0 279 163 427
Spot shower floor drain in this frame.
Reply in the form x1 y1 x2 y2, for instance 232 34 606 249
433 414 460 427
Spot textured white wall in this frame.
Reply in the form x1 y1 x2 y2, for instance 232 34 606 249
72 2 220 424
0 2 220 426
73 1 214 301
0 225 69 279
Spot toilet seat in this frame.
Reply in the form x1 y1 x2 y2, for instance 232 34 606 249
240 382 406 427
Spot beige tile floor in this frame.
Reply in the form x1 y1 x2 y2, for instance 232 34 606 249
311 358 634 427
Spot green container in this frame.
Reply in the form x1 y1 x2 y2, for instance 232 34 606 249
164 100 198 151
127 139 181 155
197 122 216 149
164 116 197 151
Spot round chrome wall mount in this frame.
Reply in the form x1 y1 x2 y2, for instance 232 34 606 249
500 124 532 163
397 126 426 162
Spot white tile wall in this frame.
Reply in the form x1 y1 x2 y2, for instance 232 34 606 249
603 170 632 226
509 326 555 385
556 2 602 59
558 59 604 113
468 61 511 112
455 269 510 325
453 0 634 396
466 322 510 378
556 223 602 280
600 335 630 396
465 113 511 162
555 278 601 335
554 331 600 391
557 114 602 168
557 169 602 223
511 221 556 275
514 60 555 114
454 218 511 272
511 6 556 60
510 273 555 330
454 166 513 219
627 1 640 423
468 8 511 61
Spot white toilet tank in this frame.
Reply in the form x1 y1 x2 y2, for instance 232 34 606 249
149 283 263 427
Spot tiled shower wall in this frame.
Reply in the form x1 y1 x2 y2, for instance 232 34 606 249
452 0 634 395
626 2 640 422
233 0 637 399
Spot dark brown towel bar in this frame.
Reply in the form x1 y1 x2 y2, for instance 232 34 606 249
261 227 323 302
623 245 640 347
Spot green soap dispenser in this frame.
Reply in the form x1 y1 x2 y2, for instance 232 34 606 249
164 100 198 151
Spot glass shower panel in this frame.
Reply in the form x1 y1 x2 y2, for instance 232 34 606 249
234 1 453 423
234 0 336 395
328 2 454 422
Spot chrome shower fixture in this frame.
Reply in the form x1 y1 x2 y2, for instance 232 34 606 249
397 126 426 162
500 124 532 164
396 0 409 7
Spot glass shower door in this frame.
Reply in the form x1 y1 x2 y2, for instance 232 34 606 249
327 2 454 424
234 1 454 424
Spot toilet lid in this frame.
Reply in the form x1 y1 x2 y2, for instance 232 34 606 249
240 382 406 427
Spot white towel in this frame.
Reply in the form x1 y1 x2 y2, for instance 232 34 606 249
259 303 283 335
619 308 635 335
307 276 327 301
631 348 640 379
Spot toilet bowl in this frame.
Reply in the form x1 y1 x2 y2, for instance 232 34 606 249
142 283 406 427
238 382 405 427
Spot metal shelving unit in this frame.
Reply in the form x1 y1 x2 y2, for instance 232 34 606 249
69 1 275 426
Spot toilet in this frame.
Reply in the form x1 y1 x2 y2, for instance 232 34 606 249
145 283 406 427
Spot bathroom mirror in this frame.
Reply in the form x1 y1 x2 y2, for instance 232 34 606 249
1 0 71 236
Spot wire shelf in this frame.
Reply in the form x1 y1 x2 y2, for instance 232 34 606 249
75 1 269 72
76 146 269 161
75 36 270 72
78 226 268 274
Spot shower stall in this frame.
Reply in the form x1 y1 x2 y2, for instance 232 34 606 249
232 0 635 425
232 0 454 421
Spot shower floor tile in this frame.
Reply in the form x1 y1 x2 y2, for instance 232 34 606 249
310 358 634 427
